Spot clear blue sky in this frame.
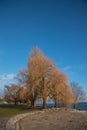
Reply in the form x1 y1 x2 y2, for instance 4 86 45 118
0 0 87 94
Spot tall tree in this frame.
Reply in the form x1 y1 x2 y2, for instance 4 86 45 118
28 48 55 108
16 47 73 108
49 68 72 107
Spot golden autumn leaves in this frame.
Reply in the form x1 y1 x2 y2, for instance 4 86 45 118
4 48 74 108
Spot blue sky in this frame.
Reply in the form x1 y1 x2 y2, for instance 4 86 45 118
0 0 87 94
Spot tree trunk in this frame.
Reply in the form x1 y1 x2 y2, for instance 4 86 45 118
14 100 17 105
31 100 36 108
73 103 76 109
54 101 57 107
43 98 47 108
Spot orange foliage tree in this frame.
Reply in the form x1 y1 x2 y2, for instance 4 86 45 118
28 48 55 108
15 47 73 108
49 68 72 107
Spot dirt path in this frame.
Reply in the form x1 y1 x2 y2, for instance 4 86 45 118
0 118 9 130
19 109 87 130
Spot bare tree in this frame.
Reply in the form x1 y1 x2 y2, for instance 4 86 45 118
4 84 21 105
0 89 3 98
70 82 85 108
17 87 30 104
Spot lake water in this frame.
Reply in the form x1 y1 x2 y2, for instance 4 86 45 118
75 102 87 110
36 102 87 110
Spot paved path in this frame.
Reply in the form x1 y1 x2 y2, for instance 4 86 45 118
18 109 87 130
0 118 9 130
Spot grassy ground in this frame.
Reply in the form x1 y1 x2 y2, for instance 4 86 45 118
0 104 33 117
0 104 38 130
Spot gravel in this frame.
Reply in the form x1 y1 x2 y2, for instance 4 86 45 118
19 109 87 130
0 118 9 130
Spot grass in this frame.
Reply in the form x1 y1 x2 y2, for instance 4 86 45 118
0 104 60 118
0 104 34 117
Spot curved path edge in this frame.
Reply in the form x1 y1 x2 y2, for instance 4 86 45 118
6 108 84 130
6 111 44 130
